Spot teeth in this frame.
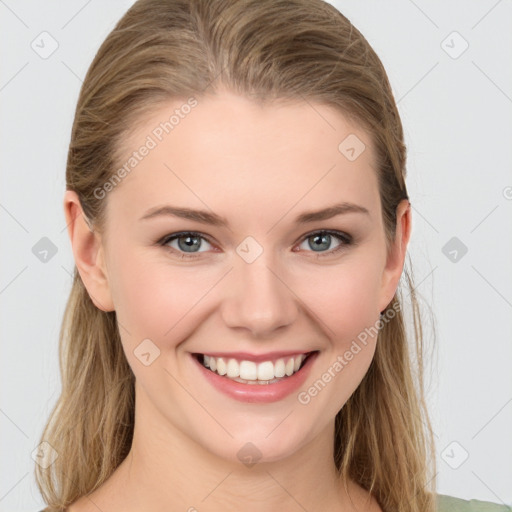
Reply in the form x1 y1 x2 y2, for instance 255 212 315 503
201 353 308 381
274 359 285 378
216 358 227 375
257 361 274 380
227 358 239 378
285 358 294 376
240 360 257 380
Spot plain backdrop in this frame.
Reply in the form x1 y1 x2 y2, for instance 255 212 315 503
1 1 511 510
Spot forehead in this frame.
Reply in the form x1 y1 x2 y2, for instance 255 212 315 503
106 91 379 227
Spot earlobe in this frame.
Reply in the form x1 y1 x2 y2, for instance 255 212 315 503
379 199 412 312
63 190 115 312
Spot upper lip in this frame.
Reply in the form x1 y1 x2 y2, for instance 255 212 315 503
193 350 316 363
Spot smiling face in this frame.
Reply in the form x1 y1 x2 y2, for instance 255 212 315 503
68 88 409 465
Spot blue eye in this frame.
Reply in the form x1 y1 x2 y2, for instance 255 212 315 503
159 232 214 259
297 230 352 257
157 230 353 260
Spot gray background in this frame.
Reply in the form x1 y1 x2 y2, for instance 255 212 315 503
1 1 511 510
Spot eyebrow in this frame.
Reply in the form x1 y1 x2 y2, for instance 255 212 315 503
139 202 369 227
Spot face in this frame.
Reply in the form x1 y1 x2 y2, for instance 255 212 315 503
67 88 409 465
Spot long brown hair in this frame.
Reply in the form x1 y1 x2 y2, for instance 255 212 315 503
35 1 438 510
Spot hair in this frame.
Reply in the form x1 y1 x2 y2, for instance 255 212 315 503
35 1 438 511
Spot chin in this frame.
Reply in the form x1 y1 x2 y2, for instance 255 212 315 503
193 414 318 467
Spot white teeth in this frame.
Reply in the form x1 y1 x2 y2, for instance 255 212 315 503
216 357 227 375
201 353 308 381
257 361 274 380
274 359 285 378
227 358 240 378
239 360 257 380
285 358 294 376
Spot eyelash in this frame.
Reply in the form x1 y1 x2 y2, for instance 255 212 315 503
157 230 353 260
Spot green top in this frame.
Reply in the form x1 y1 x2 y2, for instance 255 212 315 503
438 494 512 511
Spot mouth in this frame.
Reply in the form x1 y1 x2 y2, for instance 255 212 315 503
192 351 317 385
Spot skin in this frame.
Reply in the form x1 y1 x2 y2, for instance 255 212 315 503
64 87 411 512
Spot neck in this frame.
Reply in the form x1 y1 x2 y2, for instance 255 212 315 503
96 384 358 512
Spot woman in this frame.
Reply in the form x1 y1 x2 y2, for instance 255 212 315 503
34 1 510 511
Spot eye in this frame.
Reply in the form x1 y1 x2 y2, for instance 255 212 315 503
157 229 353 260
295 230 353 258
158 231 214 259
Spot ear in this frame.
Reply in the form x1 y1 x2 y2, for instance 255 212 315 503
378 199 412 313
63 190 115 312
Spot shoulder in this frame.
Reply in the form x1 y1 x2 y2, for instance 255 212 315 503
437 493 512 511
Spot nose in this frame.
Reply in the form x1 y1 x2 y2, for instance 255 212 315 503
220 252 299 338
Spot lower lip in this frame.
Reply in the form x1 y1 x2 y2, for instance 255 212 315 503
192 352 318 403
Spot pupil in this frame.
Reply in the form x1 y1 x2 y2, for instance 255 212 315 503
177 234 331 253
179 235 200 252
311 233 330 252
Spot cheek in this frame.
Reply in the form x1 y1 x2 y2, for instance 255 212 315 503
109 251 221 351
294 255 384 338
109 241 385 360
293 257 385 413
